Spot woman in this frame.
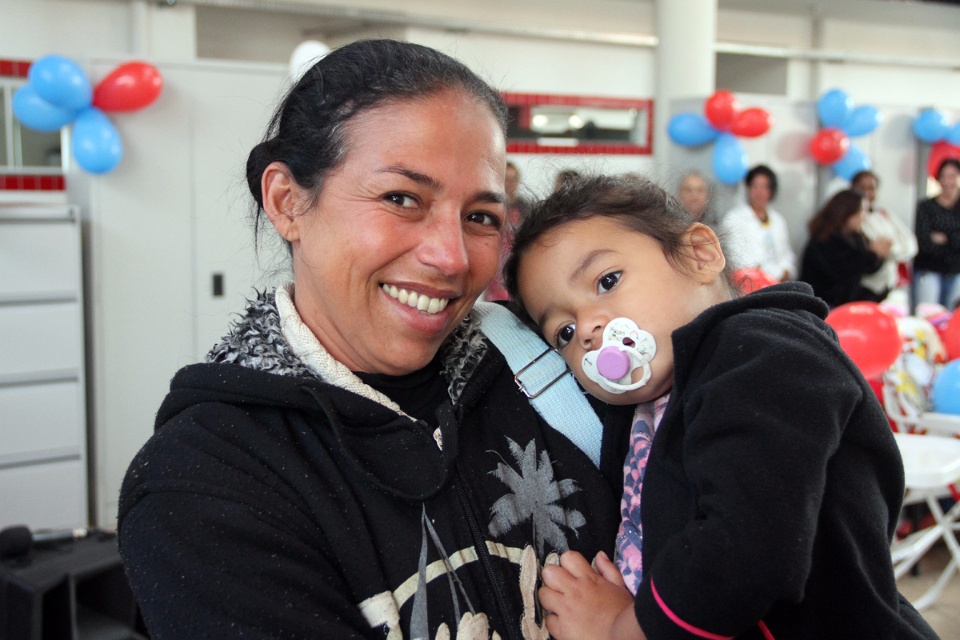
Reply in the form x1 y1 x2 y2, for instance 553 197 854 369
913 158 960 310
719 164 796 282
117 40 626 640
850 170 917 302
800 189 891 308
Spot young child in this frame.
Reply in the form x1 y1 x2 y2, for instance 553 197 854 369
503 174 938 640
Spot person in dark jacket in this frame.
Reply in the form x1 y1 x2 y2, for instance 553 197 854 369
800 188 892 307
503 174 937 640
913 158 960 310
117 40 629 640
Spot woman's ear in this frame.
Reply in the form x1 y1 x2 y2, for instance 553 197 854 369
685 223 726 283
262 162 304 243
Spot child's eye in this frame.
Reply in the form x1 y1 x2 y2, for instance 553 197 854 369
598 271 622 294
555 324 575 349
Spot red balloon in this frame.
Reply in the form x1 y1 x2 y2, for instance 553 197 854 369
704 90 739 131
731 107 772 138
93 61 163 112
809 128 850 164
927 140 960 179
825 302 902 380
733 267 779 293
943 312 960 361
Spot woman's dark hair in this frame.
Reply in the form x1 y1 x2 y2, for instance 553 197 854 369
850 170 878 189
246 39 507 239
745 164 778 200
807 189 864 242
936 158 960 181
503 174 736 304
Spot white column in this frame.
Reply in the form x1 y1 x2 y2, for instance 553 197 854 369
130 0 150 56
654 0 717 166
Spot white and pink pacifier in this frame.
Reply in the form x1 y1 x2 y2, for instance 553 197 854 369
581 318 656 394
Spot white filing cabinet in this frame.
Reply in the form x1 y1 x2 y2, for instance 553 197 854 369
0 204 88 529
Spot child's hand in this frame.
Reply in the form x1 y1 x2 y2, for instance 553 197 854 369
539 550 644 640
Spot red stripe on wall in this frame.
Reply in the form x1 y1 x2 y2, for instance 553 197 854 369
0 58 32 78
0 174 66 191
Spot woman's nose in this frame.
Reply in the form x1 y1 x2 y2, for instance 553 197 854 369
418 208 470 276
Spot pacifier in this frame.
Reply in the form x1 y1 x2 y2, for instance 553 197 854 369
581 318 657 394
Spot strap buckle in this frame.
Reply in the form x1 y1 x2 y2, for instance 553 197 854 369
514 347 570 399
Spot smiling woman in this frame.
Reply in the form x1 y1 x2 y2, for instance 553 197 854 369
116 39 628 640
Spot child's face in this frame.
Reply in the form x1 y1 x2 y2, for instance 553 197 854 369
517 216 727 405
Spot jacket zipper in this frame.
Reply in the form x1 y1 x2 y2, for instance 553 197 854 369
454 467 522 640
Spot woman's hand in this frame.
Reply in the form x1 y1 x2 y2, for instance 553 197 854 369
539 550 645 640
931 230 949 245
869 237 893 258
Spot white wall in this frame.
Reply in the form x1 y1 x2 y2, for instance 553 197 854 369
408 26 659 196
69 57 287 527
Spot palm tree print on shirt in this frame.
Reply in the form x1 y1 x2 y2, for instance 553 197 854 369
488 437 586 556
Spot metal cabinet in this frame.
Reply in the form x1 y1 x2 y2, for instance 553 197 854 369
0 204 87 529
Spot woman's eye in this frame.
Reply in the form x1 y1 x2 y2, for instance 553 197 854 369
555 324 575 349
384 193 418 209
466 211 502 229
598 271 622 294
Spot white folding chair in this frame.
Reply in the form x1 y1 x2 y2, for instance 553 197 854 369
891 433 960 610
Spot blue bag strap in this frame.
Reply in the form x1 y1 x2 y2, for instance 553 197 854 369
472 301 603 467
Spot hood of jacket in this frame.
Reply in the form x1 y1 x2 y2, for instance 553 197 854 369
153 289 496 501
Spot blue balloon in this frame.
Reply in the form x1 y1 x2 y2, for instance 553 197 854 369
12 84 77 132
831 144 871 181
28 55 92 111
932 360 960 415
71 108 123 174
913 109 949 143
712 133 748 185
667 113 718 147
817 89 852 128
946 123 960 147
842 105 882 137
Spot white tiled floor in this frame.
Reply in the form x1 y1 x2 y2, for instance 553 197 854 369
898 543 960 638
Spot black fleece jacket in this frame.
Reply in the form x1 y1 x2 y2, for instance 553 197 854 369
118 298 629 639
633 283 937 639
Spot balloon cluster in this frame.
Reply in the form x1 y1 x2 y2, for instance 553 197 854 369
12 55 162 174
808 89 880 180
912 108 960 179
829 299 960 417
667 90 773 185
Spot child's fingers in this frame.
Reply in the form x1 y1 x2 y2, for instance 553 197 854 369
593 550 627 588
541 564 573 590
557 550 594 576
538 584 563 614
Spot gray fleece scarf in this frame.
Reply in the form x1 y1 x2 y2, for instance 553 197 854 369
206 288 488 406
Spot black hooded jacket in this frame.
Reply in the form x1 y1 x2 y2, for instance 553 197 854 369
632 283 937 639
118 293 629 639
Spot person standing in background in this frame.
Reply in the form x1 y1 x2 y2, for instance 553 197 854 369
676 170 717 227
913 158 960 311
719 164 796 282
484 160 531 301
800 189 892 307
850 170 917 302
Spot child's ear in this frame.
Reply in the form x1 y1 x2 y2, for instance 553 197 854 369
684 223 726 283
262 162 305 243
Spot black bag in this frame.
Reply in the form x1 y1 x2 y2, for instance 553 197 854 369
0 530 148 640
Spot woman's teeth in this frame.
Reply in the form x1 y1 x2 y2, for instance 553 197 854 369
382 284 450 314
